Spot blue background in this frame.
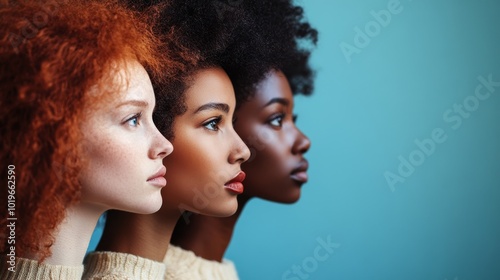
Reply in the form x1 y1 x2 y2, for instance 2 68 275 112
90 0 500 279
227 0 500 279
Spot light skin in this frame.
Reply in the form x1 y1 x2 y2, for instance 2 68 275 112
80 60 172 214
171 69 311 261
45 60 172 265
96 67 250 262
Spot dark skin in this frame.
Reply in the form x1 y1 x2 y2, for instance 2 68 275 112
171 69 311 261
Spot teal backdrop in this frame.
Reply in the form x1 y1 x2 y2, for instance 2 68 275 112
89 0 500 279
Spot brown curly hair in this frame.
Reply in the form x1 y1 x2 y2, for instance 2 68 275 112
0 0 193 261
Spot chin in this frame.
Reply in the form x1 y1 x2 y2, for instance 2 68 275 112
279 195 301 204
224 200 239 216
115 202 161 215
193 199 238 217
263 188 301 204
132 198 164 214
206 207 238 217
120 188 164 214
220 199 239 216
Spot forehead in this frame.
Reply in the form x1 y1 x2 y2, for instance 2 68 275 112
243 70 294 109
85 60 154 110
184 67 235 111
114 61 153 100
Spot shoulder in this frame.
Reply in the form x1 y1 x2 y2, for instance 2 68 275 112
164 244 239 280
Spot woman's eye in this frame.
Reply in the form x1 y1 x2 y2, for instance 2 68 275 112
203 117 221 131
125 113 141 127
268 114 284 127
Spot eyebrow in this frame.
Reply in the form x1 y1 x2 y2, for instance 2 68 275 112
194 102 230 114
262 97 289 108
116 100 149 108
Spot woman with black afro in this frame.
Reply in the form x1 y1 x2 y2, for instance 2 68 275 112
165 0 318 279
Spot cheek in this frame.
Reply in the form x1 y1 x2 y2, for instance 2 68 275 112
242 148 300 202
169 129 227 173
164 136 217 201
163 135 237 215
80 136 136 192
241 133 294 189
85 137 133 173
166 139 204 177
242 144 283 188
244 131 286 170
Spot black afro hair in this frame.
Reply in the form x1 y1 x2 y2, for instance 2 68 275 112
218 0 318 105
127 0 317 138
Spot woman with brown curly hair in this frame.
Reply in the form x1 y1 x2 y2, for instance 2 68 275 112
165 0 317 278
0 0 187 278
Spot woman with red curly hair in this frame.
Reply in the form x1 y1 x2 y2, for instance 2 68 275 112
0 0 187 278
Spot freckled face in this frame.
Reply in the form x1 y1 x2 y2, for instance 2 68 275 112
79 60 173 214
162 67 250 217
234 70 311 203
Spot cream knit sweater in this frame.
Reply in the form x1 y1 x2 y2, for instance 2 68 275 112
0 257 83 280
83 251 166 280
163 245 239 280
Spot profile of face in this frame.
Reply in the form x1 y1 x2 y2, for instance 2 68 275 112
234 70 311 203
162 67 250 217
79 60 173 214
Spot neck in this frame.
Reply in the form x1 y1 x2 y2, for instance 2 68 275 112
96 204 181 262
44 203 103 266
171 196 251 262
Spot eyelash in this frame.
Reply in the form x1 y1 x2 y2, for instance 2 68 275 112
203 116 222 131
125 112 142 127
268 113 299 127
268 113 285 127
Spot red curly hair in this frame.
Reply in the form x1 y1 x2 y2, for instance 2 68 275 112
0 0 194 261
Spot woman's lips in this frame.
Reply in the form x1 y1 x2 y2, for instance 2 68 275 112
224 171 246 194
290 171 308 183
291 160 309 183
147 166 167 187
